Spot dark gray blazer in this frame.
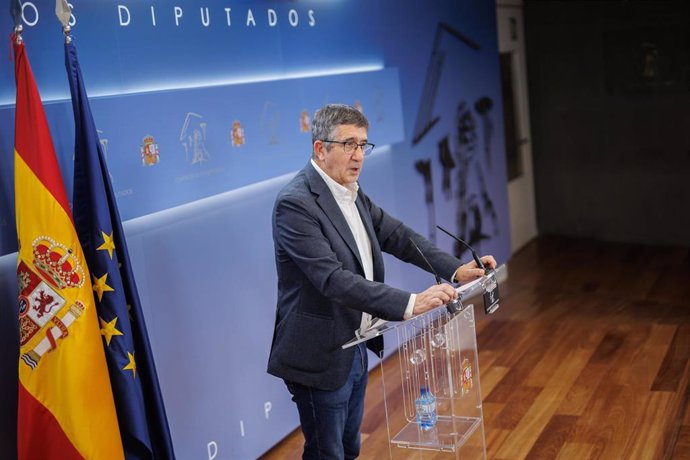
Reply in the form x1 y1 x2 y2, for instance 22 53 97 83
267 162 462 391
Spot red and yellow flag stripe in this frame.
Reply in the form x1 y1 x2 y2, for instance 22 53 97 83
14 40 124 459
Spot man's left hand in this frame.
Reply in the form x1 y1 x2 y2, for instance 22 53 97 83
453 255 497 283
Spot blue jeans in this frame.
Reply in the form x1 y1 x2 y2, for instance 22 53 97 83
286 343 369 460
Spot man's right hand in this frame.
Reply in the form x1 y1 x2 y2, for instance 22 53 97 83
413 284 458 316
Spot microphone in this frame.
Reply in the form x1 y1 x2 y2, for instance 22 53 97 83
435 225 500 315
436 225 489 274
408 237 462 314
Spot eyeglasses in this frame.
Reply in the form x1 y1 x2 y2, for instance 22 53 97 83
322 139 375 156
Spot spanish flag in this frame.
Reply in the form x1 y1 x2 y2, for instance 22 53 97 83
13 37 124 459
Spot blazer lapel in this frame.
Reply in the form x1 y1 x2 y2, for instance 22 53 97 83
306 162 364 272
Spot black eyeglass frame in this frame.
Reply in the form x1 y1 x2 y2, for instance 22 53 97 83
321 139 375 156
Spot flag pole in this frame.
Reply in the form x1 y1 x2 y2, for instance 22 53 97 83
11 0 22 44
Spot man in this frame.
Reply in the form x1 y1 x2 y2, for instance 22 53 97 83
267 104 496 459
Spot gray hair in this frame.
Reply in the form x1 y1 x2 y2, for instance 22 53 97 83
311 104 369 151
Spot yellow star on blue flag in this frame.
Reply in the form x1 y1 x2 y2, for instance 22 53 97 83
122 352 137 378
97 230 116 259
100 316 123 346
92 272 114 301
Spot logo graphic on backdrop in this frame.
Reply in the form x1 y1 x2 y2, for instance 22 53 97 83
141 135 160 166
299 109 310 133
412 24 480 145
411 23 499 256
354 100 363 113
17 237 86 369
231 120 245 147
450 100 499 249
180 112 210 164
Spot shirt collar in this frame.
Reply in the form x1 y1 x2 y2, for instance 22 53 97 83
311 159 359 203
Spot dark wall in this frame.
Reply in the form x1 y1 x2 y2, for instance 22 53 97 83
525 0 690 247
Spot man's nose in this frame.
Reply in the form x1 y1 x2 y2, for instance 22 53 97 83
351 145 365 160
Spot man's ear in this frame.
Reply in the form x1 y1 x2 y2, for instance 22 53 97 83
313 140 325 161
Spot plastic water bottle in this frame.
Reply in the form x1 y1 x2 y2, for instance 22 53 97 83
415 386 437 430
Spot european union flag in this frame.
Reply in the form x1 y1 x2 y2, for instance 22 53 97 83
65 41 176 459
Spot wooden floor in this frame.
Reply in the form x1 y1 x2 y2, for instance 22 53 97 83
260 236 690 459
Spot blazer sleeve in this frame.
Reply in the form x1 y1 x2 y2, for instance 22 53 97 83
359 191 463 281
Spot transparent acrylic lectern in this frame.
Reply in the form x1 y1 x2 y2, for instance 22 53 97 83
343 265 505 459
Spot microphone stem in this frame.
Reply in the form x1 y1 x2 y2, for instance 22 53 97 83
436 225 486 271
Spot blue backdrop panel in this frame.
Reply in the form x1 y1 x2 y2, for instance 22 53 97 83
0 0 508 458
0 66 404 255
